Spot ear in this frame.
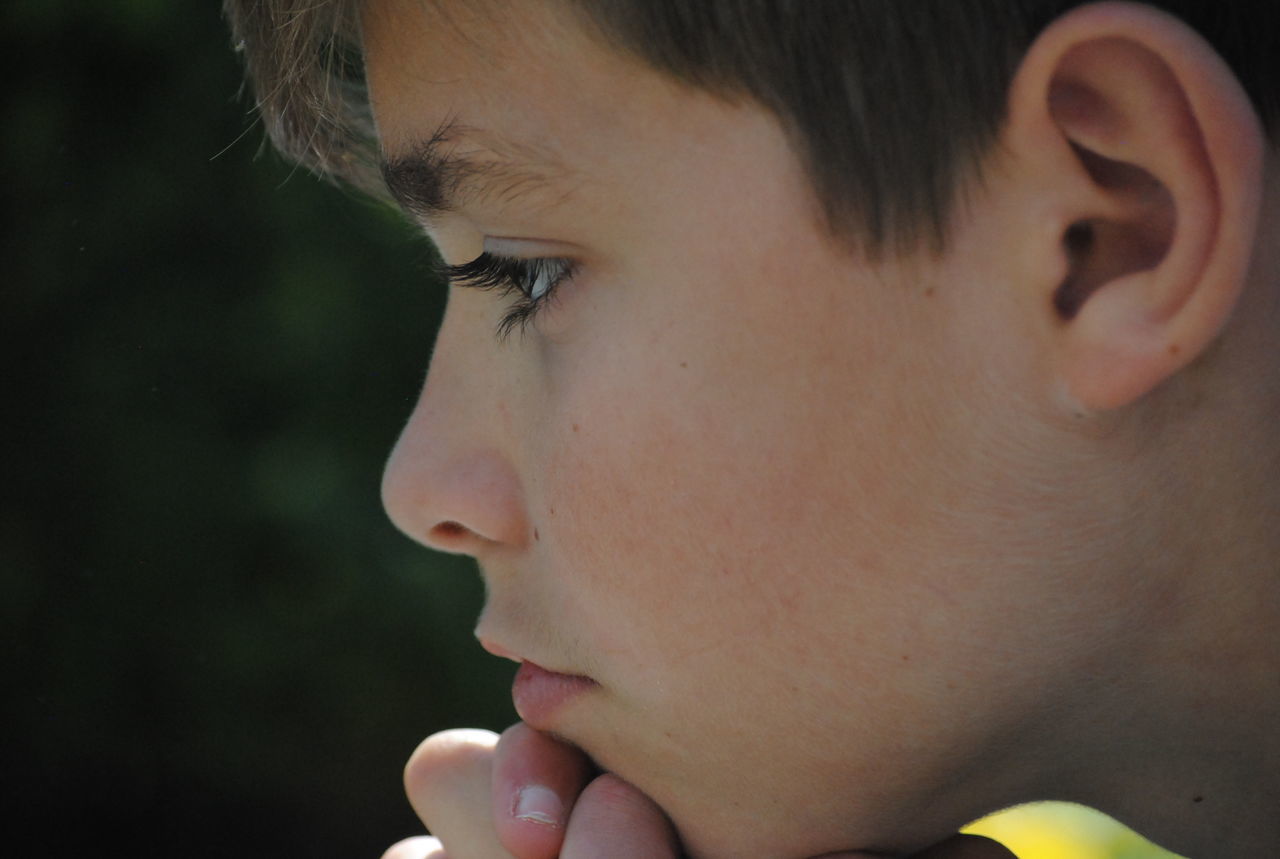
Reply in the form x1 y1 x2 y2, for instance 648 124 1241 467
1003 2 1265 412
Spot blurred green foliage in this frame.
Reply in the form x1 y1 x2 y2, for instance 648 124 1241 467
4 3 513 856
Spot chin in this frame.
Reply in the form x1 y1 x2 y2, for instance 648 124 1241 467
604 765 881 859
583 734 955 859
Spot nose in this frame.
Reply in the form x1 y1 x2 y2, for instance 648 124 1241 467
381 299 530 555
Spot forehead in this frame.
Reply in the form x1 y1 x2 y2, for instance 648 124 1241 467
359 0 798 207
360 0 828 262
362 1 640 162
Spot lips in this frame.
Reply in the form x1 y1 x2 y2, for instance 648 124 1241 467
512 660 598 728
478 637 597 726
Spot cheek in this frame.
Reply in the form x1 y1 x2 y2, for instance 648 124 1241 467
534 305 930 690
540 359 740 660
524 284 1079 855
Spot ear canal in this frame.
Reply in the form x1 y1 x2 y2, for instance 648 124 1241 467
1050 132 1177 324
1053 221 1096 320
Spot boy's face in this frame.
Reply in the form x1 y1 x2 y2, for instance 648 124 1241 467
370 1 1136 854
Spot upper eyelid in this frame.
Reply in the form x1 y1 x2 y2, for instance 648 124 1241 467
441 249 551 272
482 234 581 258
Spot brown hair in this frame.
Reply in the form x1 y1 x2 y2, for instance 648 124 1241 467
224 0 1279 254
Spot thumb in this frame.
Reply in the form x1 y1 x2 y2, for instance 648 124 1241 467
560 773 682 859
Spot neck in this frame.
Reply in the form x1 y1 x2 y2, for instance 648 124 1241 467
1080 562 1280 857
1068 339 1280 857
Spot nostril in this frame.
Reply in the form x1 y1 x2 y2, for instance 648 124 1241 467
432 520 470 541
381 445 527 549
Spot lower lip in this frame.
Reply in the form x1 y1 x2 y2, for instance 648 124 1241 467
512 661 597 728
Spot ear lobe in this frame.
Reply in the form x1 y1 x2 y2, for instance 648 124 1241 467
1005 2 1265 412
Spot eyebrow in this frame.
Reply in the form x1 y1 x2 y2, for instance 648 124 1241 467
380 121 574 223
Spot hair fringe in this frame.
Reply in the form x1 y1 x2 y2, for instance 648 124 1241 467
223 0 1278 255
224 0 386 198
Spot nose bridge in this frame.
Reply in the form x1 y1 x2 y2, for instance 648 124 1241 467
381 296 529 552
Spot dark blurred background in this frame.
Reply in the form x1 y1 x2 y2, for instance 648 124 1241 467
4 2 514 855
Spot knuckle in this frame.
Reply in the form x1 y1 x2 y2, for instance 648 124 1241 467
578 773 644 816
492 721 553 780
566 775 680 857
496 720 538 752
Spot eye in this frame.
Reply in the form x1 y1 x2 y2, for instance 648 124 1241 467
440 252 577 339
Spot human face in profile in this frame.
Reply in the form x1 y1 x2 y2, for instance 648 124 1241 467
370 1 1145 855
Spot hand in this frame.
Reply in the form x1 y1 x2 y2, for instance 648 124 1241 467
381 723 1017 859
382 723 678 859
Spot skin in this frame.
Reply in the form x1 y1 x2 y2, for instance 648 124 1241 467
363 1 1280 856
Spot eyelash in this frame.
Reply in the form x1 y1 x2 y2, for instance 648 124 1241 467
441 252 578 339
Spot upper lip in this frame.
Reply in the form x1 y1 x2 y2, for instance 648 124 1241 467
478 636 523 663
478 636 594 680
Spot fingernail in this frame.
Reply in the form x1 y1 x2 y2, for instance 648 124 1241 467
514 784 562 827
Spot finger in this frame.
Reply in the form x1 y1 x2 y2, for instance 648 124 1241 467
911 833 1019 859
561 773 682 859
402 728 510 858
491 722 596 859
381 836 449 859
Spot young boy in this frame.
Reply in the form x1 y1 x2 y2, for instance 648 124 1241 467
224 1 1279 856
